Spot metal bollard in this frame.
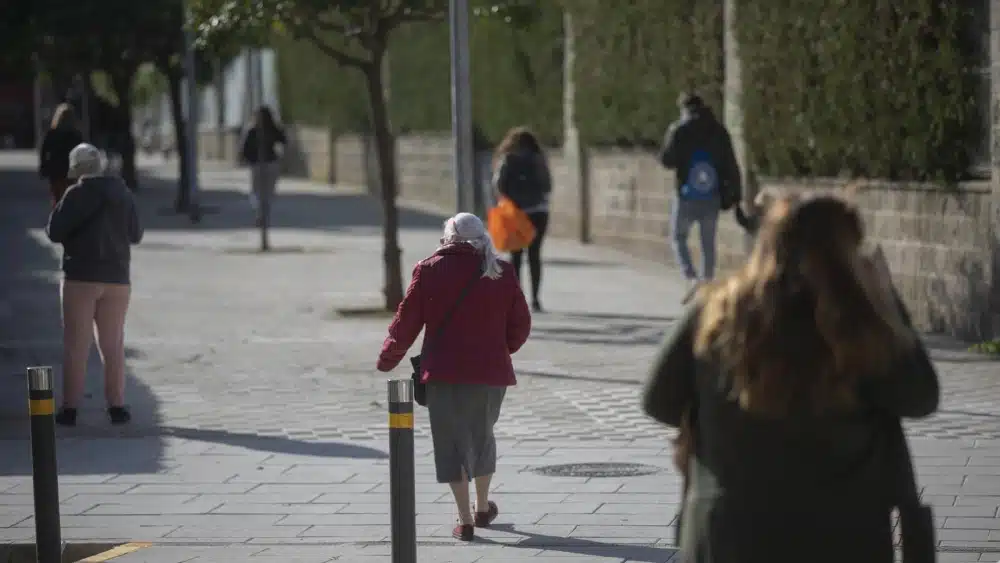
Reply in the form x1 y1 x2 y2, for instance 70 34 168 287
27 366 61 563
387 379 417 563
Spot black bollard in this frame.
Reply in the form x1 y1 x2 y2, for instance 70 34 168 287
27 366 61 563
388 379 417 563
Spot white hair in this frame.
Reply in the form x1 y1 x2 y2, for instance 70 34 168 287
68 143 106 178
440 213 503 280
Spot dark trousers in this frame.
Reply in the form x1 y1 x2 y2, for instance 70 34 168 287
511 211 549 304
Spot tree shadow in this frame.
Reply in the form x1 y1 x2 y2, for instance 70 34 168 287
516 369 643 386
558 312 678 324
480 523 678 563
544 257 624 269
529 320 669 347
0 165 165 476
160 426 388 460
136 173 447 235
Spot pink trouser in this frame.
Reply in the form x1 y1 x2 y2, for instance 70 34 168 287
60 280 131 408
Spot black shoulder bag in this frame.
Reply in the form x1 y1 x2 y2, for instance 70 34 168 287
888 415 936 563
409 267 482 407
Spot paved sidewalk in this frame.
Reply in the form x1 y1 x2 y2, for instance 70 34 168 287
0 152 998 562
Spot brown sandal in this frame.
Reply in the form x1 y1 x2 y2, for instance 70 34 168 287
474 501 499 528
452 523 474 541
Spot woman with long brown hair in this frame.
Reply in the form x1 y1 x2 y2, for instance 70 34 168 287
39 103 84 205
492 126 552 312
643 193 939 562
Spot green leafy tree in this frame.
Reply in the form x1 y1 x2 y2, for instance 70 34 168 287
190 0 534 310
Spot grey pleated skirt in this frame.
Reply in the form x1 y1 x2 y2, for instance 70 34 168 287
425 382 507 484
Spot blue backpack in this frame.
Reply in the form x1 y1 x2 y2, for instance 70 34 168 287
679 149 719 201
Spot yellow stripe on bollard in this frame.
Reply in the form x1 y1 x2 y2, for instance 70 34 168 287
389 412 413 429
29 398 54 416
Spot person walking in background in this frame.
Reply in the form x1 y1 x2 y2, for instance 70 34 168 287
493 126 552 312
643 193 939 563
240 106 287 226
377 213 531 542
46 144 144 426
659 93 742 302
39 103 84 206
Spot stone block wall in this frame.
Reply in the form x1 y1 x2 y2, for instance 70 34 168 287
757 179 995 339
195 128 999 339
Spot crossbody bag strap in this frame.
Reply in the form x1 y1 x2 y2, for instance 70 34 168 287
423 266 482 357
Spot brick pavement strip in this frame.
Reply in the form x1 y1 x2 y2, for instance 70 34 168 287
0 153 998 561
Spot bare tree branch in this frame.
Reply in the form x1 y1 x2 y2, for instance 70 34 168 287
297 25 373 69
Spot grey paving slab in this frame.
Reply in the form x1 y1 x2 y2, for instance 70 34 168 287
0 153 998 561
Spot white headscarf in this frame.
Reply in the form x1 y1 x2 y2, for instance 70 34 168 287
440 212 503 280
68 143 106 179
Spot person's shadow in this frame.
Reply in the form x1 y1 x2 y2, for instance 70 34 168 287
479 523 679 562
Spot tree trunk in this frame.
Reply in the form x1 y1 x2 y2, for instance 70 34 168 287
165 67 190 212
364 53 404 311
110 68 139 192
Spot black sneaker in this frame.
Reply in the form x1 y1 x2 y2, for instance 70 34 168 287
108 406 131 425
55 407 78 427
532 301 544 313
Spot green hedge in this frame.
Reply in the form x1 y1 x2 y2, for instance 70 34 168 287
737 0 980 181
274 34 369 133
570 0 724 147
276 6 565 145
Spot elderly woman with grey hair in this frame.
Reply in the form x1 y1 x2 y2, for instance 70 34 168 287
377 212 532 541
46 143 143 427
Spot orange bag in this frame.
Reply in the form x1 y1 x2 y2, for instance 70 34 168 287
488 197 536 253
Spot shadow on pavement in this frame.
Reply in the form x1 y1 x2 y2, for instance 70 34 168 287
517 369 643 387
484 524 678 562
529 322 668 347
0 165 165 476
137 174 447 234
161 426 388 459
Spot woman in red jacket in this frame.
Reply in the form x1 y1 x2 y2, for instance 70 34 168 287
377 212 532 542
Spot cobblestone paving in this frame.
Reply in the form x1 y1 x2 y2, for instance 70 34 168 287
0 154 998 562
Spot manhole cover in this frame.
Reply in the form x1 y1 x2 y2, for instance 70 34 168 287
529 462 663 478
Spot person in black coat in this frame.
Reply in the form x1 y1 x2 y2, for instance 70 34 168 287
492 126 552 312
39 103 84 205
643 193 938 563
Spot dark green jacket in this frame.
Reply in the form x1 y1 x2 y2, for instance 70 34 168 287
643 299 939 563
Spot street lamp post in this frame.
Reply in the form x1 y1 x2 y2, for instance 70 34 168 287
449 0 476 215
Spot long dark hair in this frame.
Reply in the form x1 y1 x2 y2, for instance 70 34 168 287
493 126 544 168
694 193 914 417
254 105 279 134
50 103 77 131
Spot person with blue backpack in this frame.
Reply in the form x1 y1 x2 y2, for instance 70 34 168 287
659 93 742 301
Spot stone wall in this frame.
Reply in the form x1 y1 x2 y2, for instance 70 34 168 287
195 127 999 339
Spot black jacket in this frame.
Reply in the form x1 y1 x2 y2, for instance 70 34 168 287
241 126 287 165
39 128 84 180
643 297 938 563
660 107 742 210
494 151 552 211
46 175 143 284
